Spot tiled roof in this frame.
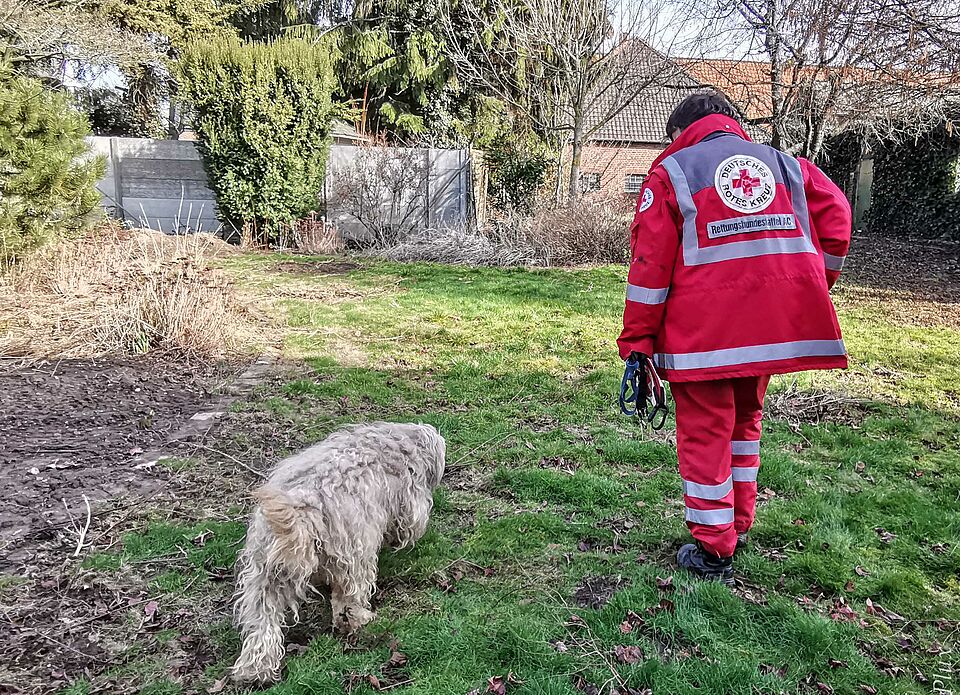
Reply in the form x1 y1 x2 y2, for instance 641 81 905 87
677 59 775 121
582 41 703 145
586 83 703 144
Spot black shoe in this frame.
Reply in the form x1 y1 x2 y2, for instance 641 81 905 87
736 533 749 552
677 542 735 585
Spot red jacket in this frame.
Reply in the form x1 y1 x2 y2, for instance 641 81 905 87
617 115 851 382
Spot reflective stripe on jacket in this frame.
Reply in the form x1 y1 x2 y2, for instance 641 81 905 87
617 114 851 382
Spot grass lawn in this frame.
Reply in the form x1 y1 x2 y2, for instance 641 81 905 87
60 252 960 695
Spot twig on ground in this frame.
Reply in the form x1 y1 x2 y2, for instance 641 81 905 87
447 432 515 469
197 444 267 479
380 679 414 691
73 495 91 557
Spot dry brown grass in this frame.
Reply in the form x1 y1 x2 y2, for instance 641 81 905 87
0 225 262 359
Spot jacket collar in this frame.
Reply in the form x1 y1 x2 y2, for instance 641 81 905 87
648 115 751 173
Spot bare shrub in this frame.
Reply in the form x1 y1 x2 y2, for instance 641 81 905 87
488 195 633 266
330 144 427 247
268 214 346 255
0 225 260 359
527 195 633 266
364 195 633 267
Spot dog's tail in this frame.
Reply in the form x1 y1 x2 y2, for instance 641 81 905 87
253 485 318 580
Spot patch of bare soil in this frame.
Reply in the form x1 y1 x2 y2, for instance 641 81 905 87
840 233 960 328
1 564 226 695
0 357 233 568
573 575 630 609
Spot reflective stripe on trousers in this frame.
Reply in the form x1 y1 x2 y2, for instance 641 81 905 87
683 475 733 500
685 506 734 525
732 438 760 483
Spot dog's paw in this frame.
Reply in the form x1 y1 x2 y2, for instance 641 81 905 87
334 605 377 634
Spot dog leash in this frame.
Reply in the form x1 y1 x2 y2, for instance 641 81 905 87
619 352 669 430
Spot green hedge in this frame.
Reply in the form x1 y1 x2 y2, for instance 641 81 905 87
867 120 960 239
177 38 338 244
0 71 104 261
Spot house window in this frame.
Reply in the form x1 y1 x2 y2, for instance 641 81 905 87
580 172 601 193
624 174 645 194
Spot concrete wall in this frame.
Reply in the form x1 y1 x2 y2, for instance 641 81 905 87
853 156 874 230
87 137 220 233
325 146 473 239
88 137 473 236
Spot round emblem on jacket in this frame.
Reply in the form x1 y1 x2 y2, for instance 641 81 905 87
638 187 654 212
714 155 776 212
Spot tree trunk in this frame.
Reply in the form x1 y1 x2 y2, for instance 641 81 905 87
567 118 584 205
554 144 564 206
765 1 786 151
807 79 841 161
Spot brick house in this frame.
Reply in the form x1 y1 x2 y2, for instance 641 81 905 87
576 57 786 201
578 69 703 199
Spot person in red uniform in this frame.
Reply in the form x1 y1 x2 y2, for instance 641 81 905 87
617 91 852 584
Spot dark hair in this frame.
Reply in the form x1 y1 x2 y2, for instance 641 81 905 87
665 90 739 138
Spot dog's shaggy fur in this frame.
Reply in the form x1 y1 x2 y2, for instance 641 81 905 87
230 422 445 683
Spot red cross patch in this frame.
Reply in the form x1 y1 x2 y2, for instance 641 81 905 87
732 169 761 197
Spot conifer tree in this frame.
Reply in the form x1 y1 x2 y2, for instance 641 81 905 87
0 67 104 261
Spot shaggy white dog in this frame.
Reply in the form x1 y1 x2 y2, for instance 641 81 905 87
230 421 446 683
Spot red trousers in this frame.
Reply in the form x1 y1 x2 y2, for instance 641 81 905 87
671 376 770 558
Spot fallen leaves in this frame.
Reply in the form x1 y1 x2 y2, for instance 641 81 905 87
874 527 896 545
865 598 905 624
759 663 788 678
655 576 674 592
486 672 523 695
207 678 227 693
656 598 676 615
619 611 645 635
829 598 866 627
345 642 410 692
613 645 644 664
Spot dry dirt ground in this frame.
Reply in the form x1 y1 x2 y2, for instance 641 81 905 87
0 356 258 694
0 358 237 569
841 233 960 328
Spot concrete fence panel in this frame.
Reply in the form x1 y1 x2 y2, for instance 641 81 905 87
88 137 472 237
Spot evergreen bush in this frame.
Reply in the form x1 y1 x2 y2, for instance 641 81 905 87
177 38 338 244
0 70 104 262
867 119 960 239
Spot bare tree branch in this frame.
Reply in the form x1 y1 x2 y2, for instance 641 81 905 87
440 0 689 203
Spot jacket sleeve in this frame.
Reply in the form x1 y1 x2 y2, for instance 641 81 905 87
617 170 681 360
800 158 852 289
